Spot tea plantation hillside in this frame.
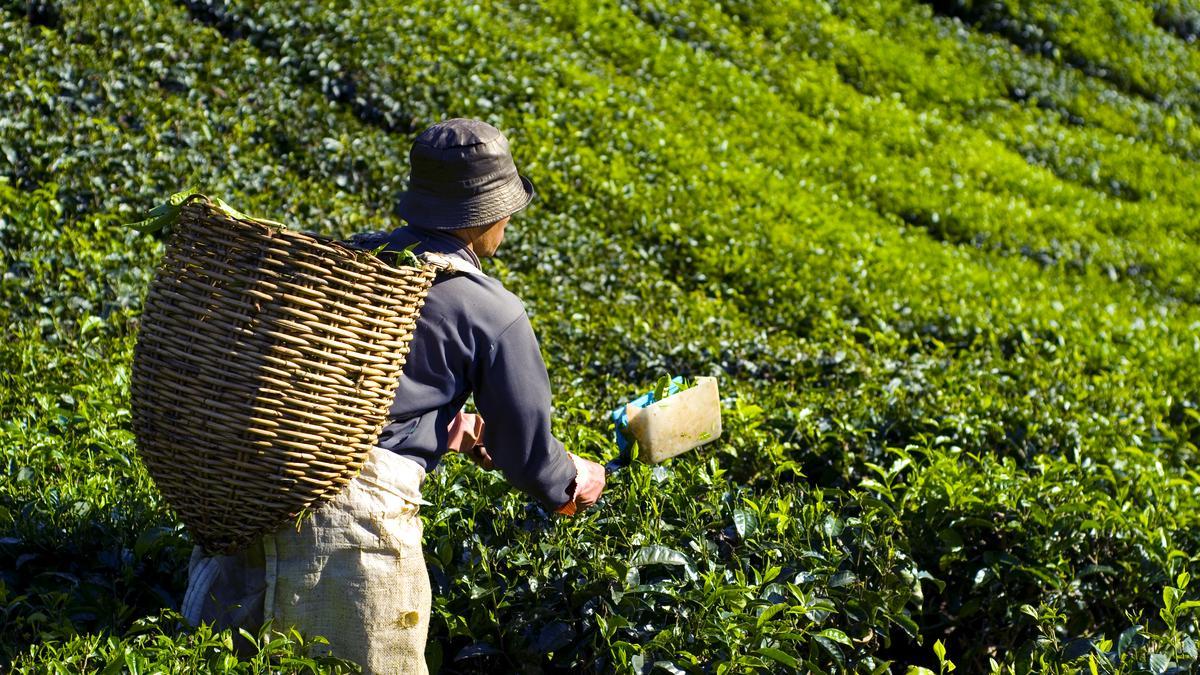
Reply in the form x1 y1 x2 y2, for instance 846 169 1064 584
3 0 1199 672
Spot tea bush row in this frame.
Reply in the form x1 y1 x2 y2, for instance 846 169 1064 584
2 0 1199 672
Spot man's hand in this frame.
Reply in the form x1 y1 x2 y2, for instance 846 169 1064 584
465 444 495 471
556 453 606 516
447 411 493 469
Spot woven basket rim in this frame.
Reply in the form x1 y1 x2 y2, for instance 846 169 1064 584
180 195 432 275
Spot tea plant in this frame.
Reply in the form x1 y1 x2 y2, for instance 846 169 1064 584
2 0 1199 672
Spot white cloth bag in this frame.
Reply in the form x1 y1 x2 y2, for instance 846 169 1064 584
183 448 431 674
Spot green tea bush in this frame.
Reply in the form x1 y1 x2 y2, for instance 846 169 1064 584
2 0 1199 672
13 611 362 674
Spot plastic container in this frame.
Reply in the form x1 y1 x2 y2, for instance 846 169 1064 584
626 376 722 463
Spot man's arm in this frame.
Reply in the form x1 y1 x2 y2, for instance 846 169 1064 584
471 312 579 509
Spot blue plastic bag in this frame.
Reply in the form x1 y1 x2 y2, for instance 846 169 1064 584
610 376 687 455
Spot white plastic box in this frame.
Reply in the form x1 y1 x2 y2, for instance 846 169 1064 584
626 376 723 464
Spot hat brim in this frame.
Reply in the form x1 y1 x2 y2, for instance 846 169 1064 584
396 174 534 231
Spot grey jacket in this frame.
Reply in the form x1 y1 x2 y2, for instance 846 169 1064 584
374 227 576 509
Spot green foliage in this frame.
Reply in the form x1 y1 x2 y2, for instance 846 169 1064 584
127 188 284 236
10 611 362 674
2 0 1199 673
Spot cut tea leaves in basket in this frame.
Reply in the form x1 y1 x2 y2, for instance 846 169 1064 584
128 188 283 237
129 189 424 268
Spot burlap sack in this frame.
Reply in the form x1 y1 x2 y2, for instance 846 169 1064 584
183 448 430 674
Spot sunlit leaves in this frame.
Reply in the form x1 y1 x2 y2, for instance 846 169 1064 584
3 0 1200 672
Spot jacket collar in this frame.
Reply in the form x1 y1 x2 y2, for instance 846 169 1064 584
388 226 482 271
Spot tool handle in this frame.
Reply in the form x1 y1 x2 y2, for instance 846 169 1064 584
604 459 625 475
604 439 634 475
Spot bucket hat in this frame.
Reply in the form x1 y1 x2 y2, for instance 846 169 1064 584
396 118 535 230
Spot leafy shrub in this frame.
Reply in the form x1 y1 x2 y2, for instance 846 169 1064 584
2 0 1199 672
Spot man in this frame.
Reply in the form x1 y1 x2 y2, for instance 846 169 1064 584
381 117 607 518
182 118 606 674
369 117 610 665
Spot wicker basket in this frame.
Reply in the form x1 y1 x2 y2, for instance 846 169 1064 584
131 196 438 554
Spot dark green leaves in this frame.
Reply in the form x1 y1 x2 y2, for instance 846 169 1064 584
732 508 758 540
757 646 799 669
630 544 698 581
6 0 1200 672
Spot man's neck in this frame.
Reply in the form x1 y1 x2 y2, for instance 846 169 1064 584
450 232 477 255
399 227 482 269
436 229 482 267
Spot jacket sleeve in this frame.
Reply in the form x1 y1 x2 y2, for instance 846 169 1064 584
471 311 577 509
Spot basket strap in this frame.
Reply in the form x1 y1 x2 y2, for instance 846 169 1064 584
419 252 484 277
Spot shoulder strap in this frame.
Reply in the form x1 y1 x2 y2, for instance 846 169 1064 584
419 252 484 277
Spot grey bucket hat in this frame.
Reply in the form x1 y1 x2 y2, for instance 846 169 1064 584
396 118 535 230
